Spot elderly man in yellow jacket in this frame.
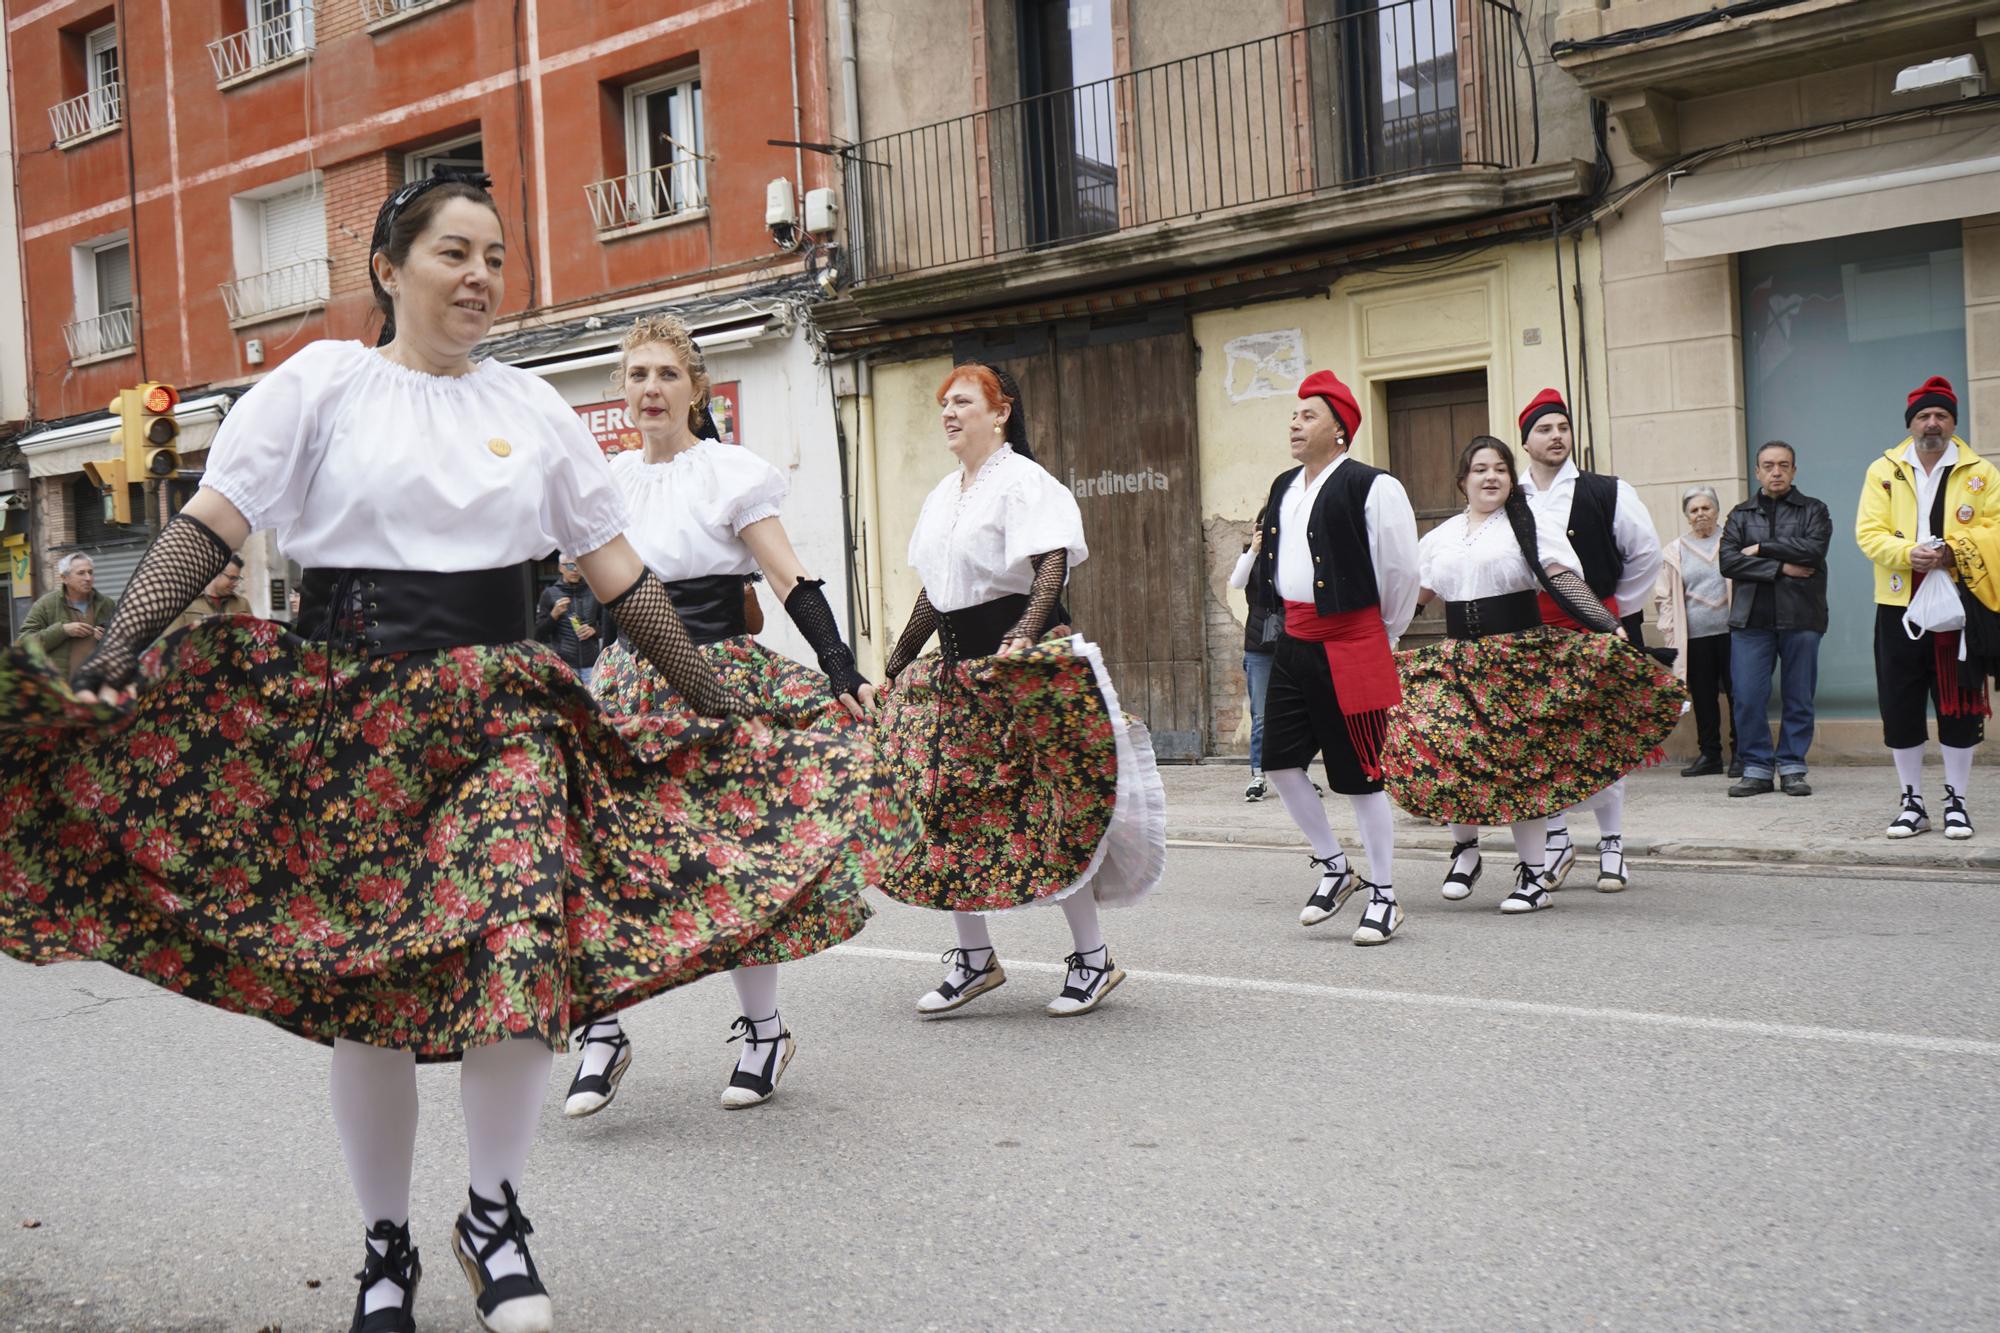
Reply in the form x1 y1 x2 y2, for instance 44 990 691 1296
1855 375 2000 841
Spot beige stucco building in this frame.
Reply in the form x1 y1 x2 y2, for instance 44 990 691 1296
1557 0 2000 757
822 0 1609 759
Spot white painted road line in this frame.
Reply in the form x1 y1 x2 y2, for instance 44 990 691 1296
832 945 2000 1059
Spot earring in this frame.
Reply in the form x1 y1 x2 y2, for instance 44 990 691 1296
994 424 1004 436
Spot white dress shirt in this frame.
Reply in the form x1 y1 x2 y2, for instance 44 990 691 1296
203 340 630 569
1900 439 1961 543
1520 457 1662 611
1272 453 1422 644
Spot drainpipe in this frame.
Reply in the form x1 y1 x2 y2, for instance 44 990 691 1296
836 0 863 263
852 359 887 676
786 0 806 195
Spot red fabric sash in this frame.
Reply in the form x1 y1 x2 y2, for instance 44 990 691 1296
1915 571 1993 720
1282 601 1400 779
1537 591 1620 632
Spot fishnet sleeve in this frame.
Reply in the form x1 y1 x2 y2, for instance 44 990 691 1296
605 571 749 718
885 590 939 681
1545 568 1622 634
71 513 235 693
1004 550 1069 644
781 577 867 699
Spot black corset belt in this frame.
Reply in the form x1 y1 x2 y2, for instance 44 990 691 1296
938 593 1075 663
298 563 538 656
661 574 750 647
1444 590 1542 641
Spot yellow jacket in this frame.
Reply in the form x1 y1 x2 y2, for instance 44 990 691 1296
1855 437 2000 609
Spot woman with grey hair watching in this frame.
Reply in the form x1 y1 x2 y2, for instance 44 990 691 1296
1654 483 1736 776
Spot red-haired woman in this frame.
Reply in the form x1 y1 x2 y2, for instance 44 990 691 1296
875 363 1166 1017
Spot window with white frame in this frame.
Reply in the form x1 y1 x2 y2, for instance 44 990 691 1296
49 24 123 142
625 73 705 216
405 133 485 185
86 24 120 105
225 175 329 323
65 236 135 360
254 0 313 63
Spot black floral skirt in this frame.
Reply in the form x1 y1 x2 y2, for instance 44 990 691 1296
0 618 918 1060
875 634 1166 914
590 636 904 965
1379 628 1687 826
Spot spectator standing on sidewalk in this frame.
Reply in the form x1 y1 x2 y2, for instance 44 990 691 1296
1720 442 1831 798
1655 485 1736 777
1229 510 1280 801
14 553 116 684
535 555 611 685
162 552 250 637
1855 375 2000 840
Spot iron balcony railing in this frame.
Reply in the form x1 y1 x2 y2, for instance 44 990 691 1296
846 0 1534 282
64 308 136 361
209 5 316 85
584 159 708 232
361 0 458 23
48 84 123 145
221 257 330 323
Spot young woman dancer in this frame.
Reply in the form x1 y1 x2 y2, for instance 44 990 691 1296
1380 437 1686 913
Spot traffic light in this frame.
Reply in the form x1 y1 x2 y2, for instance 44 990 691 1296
138 382 180 478
80 456 133 526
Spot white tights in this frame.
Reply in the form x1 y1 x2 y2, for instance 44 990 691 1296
331 1036 553 1313
1267 768 1397 893
944 891 1106 981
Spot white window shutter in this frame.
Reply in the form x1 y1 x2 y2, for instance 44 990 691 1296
258 185 327 308
95 245 132 313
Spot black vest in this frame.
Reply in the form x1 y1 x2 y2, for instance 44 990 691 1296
1254 458 1383 617
1564 471 1625 600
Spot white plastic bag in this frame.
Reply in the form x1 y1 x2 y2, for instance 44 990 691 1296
1903 563 1965 639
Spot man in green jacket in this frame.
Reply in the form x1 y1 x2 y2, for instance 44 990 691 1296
15 553 118 682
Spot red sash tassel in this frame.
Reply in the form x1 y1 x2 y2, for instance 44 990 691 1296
1282 601 1400 780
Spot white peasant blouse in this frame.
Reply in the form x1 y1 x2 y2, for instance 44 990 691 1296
1418 504 1582 603
200 340 630 570
608 441 788 581
907 446 1088 613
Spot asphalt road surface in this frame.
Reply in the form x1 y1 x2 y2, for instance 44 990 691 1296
3 844 1995 1332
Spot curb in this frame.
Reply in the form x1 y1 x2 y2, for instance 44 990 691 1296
1166 823 2000 873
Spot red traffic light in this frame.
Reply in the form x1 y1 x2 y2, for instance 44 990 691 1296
140 383 179 414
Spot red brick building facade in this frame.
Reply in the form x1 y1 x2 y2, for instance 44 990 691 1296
7 0 841 603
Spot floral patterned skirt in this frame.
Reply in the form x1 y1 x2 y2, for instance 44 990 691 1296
0 618 918 1060
876 634 1166 914
1379 628 1688 826
590 636 899 966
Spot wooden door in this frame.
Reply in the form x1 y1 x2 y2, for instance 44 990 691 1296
1384 371 1488 642
955 310 1208 757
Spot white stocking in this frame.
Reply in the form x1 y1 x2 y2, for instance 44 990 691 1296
1585 778 1625 839
1892 744 1926 801
729 965 784 1073
1509 818 1547 872
1943 744 1975 799
460 1037 554 1282
1348 790 1395 896
1060 891 1105 957
1267 767 1345 863
330 1039 417 1315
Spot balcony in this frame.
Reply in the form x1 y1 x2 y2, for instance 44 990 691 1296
209 6 316 89
221 258 330 327
584 160 709 235
843 0 1549 303
48 84 123 148
362 0 462 31
64 308 136 363
1553 0 2000 163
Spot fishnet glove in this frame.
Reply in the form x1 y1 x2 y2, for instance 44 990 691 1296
782 578 867 699
606 571 749 718
1545 568 1622 634
72 513 234 693
885 590 938 681
1004 550 1069 644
